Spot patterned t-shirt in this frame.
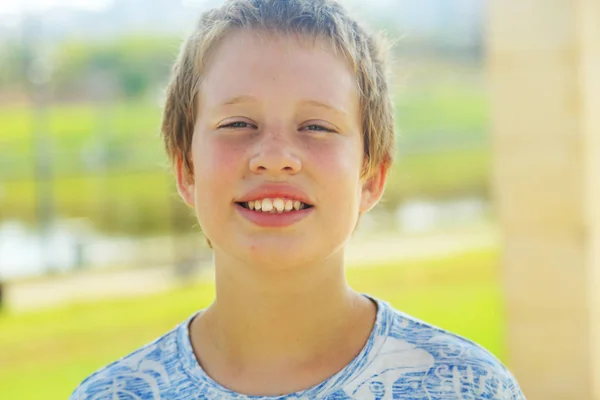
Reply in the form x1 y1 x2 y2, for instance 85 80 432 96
70 296 526 399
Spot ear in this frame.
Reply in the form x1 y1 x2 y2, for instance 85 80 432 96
175 155 195 208
359 162 389 213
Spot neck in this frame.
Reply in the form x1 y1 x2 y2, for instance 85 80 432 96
195 250 374 369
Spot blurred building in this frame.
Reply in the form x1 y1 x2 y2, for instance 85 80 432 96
490 0 600 398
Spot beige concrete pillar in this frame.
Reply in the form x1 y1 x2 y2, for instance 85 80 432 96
488 0 600 399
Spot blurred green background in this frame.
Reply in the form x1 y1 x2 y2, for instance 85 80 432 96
0 249 504 399
0 0 498 398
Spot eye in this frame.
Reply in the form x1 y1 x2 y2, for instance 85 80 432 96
302 124 336 133
219 121 256 129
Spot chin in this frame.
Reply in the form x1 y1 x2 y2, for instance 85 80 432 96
226 235 333 271
247 240 312 269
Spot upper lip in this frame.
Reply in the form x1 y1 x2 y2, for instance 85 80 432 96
236 184 313 205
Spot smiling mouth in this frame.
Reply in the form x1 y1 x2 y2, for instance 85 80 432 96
236 198 314 214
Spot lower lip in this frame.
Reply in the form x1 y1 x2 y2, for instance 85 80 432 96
235 203 314 227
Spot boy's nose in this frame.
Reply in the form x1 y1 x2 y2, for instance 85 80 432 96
248 137 302 176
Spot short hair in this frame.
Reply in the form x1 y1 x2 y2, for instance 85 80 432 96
161 0 395 182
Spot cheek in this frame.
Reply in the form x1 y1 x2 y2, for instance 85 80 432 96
193 137 246 205
310 137 362 172
309 139 363 201
203 142 242 174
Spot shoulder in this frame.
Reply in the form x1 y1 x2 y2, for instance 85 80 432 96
69 320 186 400
345 301 526 399
390 305 525 398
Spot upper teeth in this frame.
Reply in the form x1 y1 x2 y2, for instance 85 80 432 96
246 198 306 213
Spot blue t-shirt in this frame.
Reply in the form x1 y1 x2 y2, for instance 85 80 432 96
70 296 526 399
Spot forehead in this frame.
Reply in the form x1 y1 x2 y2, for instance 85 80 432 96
199 29 359 113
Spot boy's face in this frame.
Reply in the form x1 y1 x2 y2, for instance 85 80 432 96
176 30 387 269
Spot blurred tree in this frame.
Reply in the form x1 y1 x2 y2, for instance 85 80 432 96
0 41 23 92
52 35 178 100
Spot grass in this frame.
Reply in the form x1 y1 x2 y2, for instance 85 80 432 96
384 147 490 203
396 82 487 138
0 248 506 399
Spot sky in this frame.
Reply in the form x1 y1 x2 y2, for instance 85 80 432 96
0 0 113 15
0 0 393 16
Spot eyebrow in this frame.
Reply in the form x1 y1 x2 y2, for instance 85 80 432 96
213 96 349 118
208 95 258 116
300 100 349 118
217 95 258 107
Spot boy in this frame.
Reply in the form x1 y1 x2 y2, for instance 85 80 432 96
71 0 526 398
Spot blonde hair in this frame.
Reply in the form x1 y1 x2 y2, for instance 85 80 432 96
162 0 395 182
